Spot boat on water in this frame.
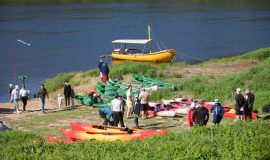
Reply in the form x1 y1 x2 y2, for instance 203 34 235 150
111 25 176 62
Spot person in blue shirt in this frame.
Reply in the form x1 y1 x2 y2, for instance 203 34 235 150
210 99 224 126
97 59 103 80
100 62 109 83
99 107 113 126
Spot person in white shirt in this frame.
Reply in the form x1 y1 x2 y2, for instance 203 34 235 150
126 85 134 118
10 85 20 113
111 94 125 127
19 86 29 111
139 88 149 119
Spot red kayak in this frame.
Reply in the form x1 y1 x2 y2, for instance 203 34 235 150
204 102 257 119
47 136 75 143
61 128 168 141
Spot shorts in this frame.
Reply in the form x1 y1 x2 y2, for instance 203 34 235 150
140 104 148 112
235 107 243 115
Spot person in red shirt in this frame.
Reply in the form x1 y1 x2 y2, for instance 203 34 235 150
187 101 196 127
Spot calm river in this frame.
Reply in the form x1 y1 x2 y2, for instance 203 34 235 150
1 0 270 102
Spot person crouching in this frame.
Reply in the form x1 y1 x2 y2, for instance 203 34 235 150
99 107 114 126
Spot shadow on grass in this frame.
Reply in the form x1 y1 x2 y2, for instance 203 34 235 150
0 107 14 114
140 122 181 130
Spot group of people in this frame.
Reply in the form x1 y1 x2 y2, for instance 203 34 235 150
187 87 255 127
99 85 149 129
9 84 30 113
8 81 75 114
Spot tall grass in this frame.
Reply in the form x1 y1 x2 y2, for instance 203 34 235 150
176 57 270 112
204 47 270 64
109 61 157 79
0 120 269 159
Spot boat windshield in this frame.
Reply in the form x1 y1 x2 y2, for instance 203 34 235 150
112 39 152 54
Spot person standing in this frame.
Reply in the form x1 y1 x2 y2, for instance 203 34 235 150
133 96 141 129
192 100 209 126
187 101 196 128
126 85 134 118
99 107 113 126
8 84 14 101
210 99 224 126
64 81 72 107
10 85 20 113
98 59 103 81
111 94 125 127
70 89 75 109
101 61 109 84
36 84 49 113
139 88 149 119
235 88 245 120
244 88 255 120
19 86 29 112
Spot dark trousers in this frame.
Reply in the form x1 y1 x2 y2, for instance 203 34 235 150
244 107 252 120
113 111 124 127
134 114 139 128
99 109 109 125
65 96 70 106
21 97 27 111
213 115 222 125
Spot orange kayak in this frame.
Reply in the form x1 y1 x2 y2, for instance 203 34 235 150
61 122 168 141
61 128 168 141
70 122 142 135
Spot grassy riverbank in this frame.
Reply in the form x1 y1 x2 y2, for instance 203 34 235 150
1 47 270 159
1 120 269 159
45 47 270 112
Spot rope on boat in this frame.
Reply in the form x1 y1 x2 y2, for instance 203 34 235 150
99 53 112 58
178 51 204 62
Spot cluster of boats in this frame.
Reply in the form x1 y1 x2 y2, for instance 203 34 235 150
95 74 175 99
48 122 168 142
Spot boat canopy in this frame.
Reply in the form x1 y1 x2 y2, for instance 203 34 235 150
112 39 152 44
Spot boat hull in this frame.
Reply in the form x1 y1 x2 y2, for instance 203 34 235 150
112 49 176 62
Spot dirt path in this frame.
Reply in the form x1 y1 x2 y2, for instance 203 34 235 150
165 60 259 78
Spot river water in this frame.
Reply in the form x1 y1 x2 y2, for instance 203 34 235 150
1 1 270 102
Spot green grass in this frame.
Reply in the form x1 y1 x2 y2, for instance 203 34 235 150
44 47 270 113
204 47 270 65
2 47 270 159
0 120 269 159
175 57 270 112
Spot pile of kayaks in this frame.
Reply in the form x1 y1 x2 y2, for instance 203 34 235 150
48 122 169 143
96 74 175 99
147 98 257 119
130 74 175 89
74 94 111 108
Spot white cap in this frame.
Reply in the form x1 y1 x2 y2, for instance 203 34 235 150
9 84 13 87
15 85 19 89
236 88 241 93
